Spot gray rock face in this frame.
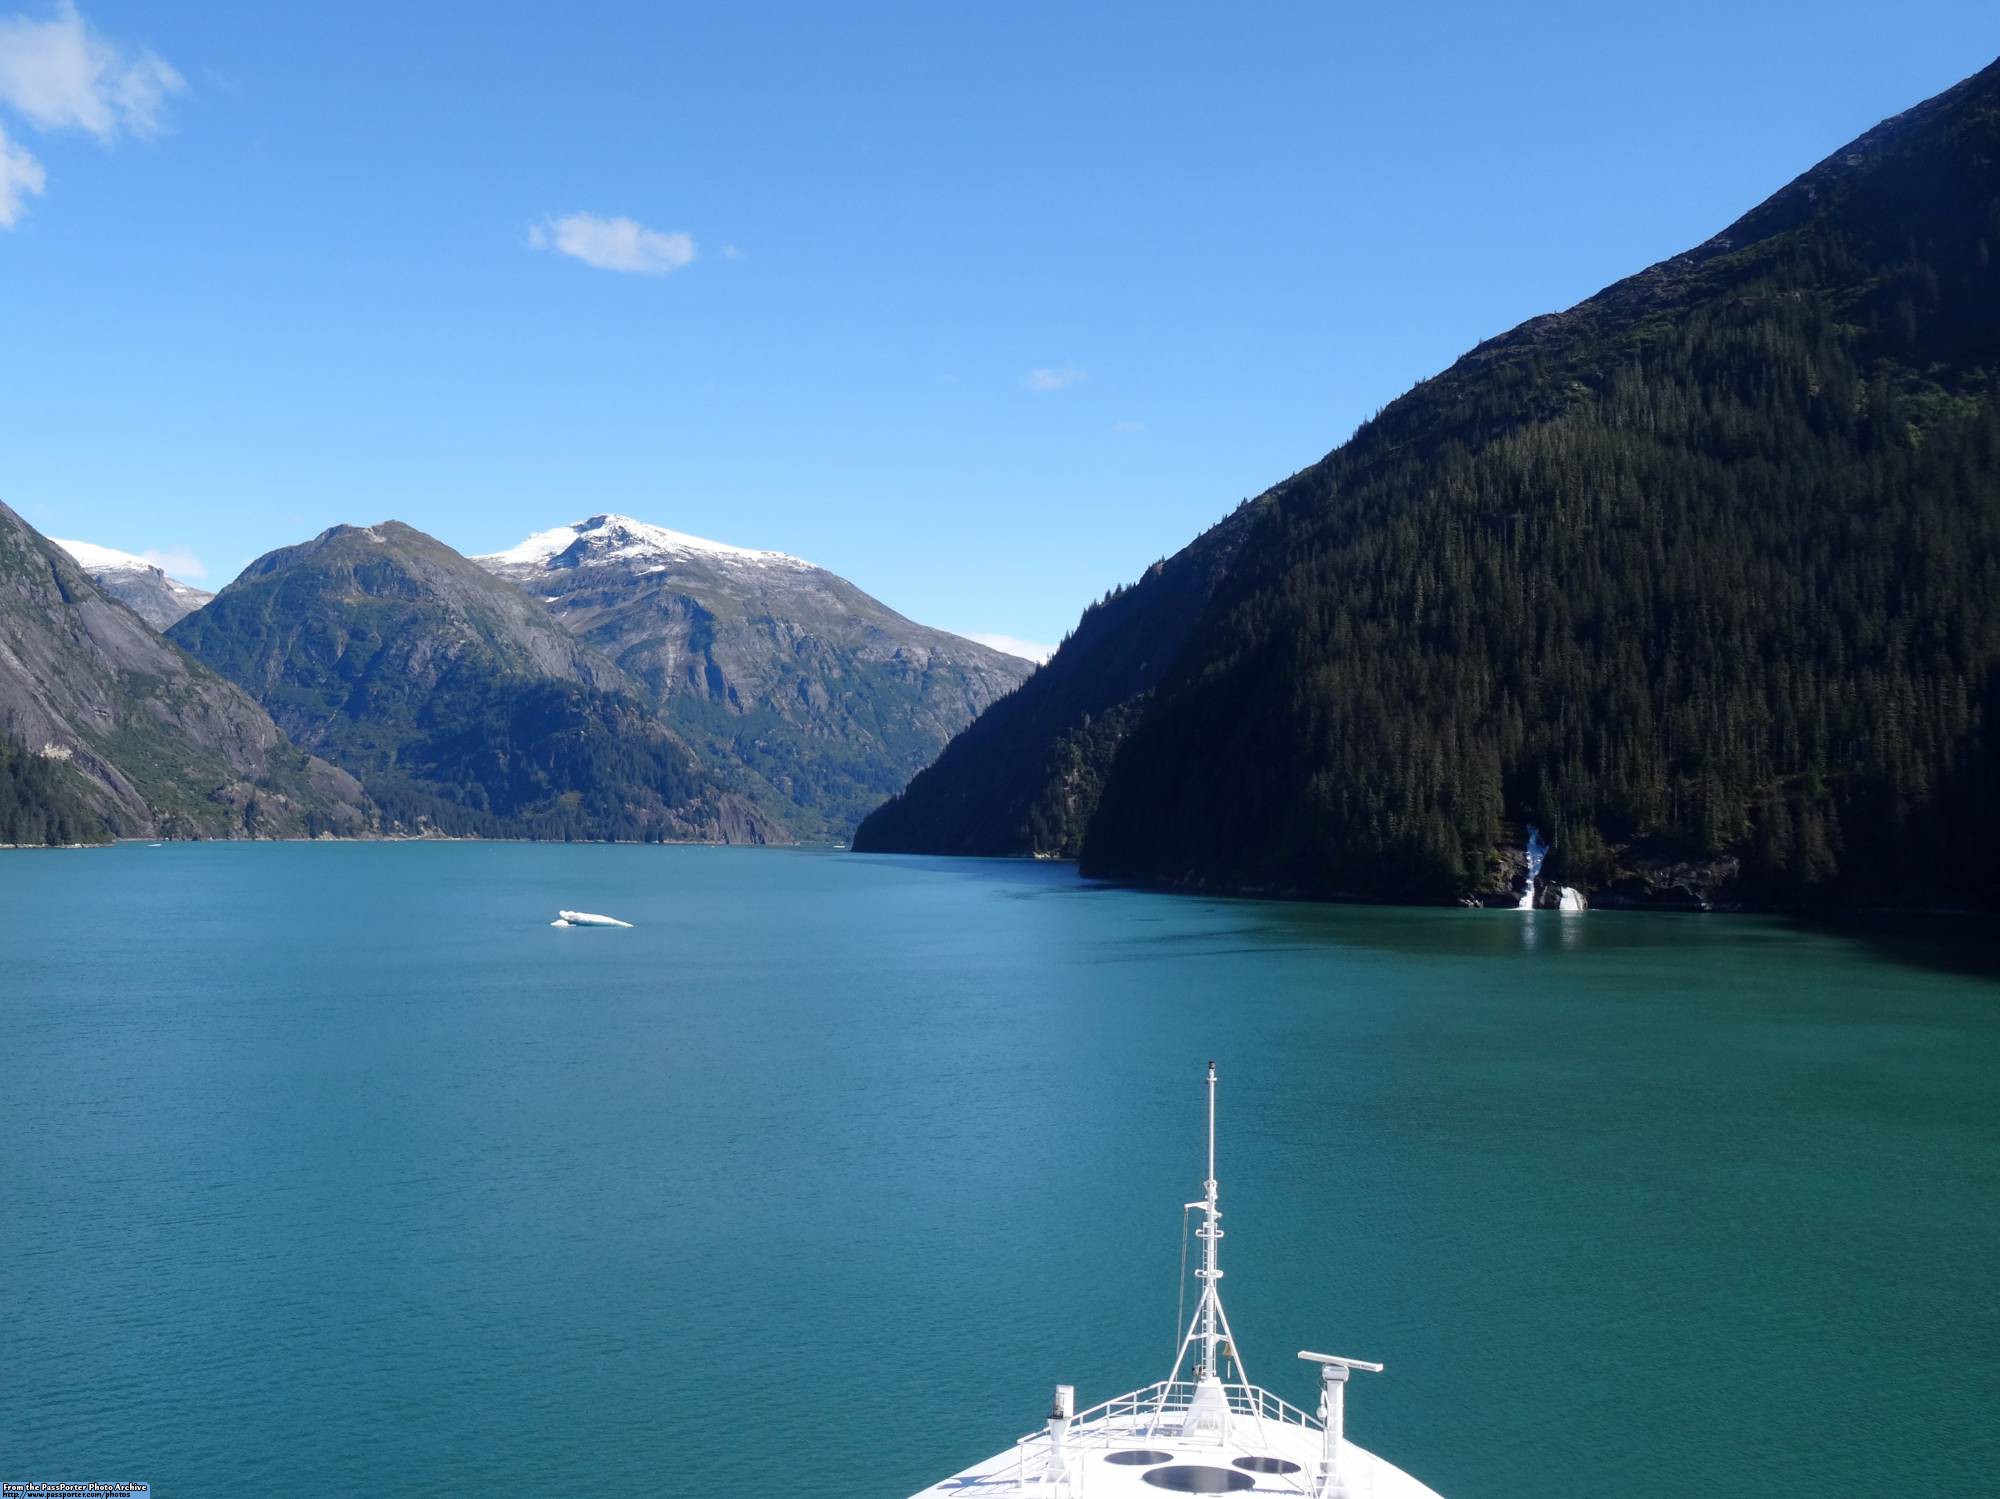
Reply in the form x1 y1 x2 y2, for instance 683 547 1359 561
1593 856 1742 912
0 503 371 837
50 540 214 631
477 515 1033 838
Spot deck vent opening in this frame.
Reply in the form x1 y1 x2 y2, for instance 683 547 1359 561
1232 1455 1303 1474
1140 1466 1255 1493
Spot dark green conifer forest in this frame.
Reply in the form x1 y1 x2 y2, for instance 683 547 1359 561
0 733 108 847
341 679 726 842
867 56 2000 911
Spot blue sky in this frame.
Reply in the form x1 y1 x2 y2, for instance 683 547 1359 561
0 2 1993 658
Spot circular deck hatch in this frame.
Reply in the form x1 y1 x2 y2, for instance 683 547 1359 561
1105 1450 1174 1466
1233 1454 1303 1474
1140 1466 1255 1493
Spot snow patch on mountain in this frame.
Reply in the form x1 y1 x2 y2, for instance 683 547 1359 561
51 538 215 630
52 538 157 574
480 514 814 574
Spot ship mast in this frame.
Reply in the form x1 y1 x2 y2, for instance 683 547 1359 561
1154 1061 1253 1436
1198 1059 1223 1378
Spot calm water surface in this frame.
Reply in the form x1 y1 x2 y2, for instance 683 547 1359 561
3 844 1996 1497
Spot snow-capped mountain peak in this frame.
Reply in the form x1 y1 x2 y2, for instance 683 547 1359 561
51 538 215 631
479 514 815 574
52 538 160 575
470 509 1034 840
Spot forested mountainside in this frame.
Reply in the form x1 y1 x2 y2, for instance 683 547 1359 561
0 502 372 840
0 730 108 846
477 515 1031 840
852 497 1268 856
169 522 781 843
867 56 2000 911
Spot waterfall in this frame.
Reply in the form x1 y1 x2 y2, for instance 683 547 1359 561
1558 886 1586 912
1518 826 1547 911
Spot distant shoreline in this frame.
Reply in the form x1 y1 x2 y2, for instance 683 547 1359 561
9 838 1993 921
2 833 826 852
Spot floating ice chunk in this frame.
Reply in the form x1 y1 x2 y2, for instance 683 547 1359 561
552 909 634 928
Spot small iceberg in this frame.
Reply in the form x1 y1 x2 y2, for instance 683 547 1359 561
551 909 633 928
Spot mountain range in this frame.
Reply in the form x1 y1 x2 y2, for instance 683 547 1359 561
2 505 1028 845
0 501 370 843
165 521 783 843
858 55 2000 912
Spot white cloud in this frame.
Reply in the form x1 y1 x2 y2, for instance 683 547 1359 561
967 632 1056 664
0 2 184 141
0 119 42 225
140 544 205 579
1110 419 1145 433
1024 367 1085 392
530 212 697 275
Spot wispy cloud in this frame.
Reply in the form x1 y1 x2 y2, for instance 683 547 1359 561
1110 419 1145 433
0 2 183 141
530 212 697 275
0 3 181 228
1024 367 1085 393
141 544 205 580
967 632 1056 664
0 120 42 225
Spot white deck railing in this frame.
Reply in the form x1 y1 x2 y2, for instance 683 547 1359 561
1014 1378 1323 1446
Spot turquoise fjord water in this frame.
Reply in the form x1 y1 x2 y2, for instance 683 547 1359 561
2 845 1997 1498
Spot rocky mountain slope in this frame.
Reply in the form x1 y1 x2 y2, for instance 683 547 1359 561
51 538 213 630
477 514 1032 838
0 501 372 839
861 55 2000 912
169 521 781 842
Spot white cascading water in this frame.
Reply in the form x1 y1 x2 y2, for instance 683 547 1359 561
1518 826 1548 910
